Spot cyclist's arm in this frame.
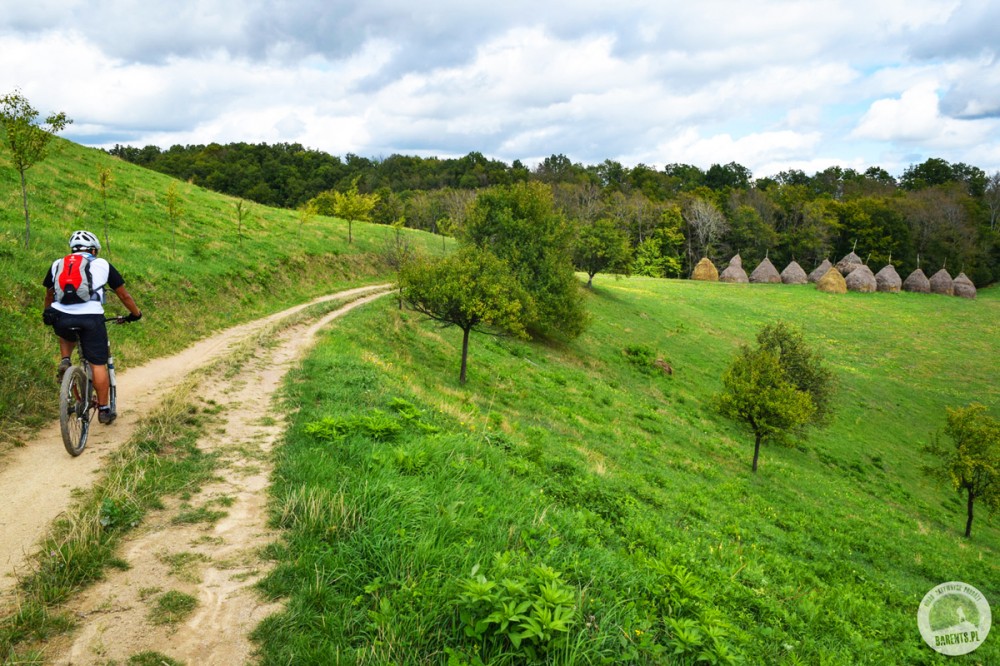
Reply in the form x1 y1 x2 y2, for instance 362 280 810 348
44 287 55 309
113 285 142 319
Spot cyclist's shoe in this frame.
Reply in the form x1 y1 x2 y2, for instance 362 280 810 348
56 358 71 383
98 407 117 425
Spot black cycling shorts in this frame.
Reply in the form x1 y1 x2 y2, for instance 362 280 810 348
53 313 110 365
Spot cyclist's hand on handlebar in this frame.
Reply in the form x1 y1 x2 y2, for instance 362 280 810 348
124 312 142 323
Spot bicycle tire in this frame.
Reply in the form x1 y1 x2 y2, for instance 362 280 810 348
59 366 91 456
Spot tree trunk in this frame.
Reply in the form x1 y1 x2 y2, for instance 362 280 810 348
752 433 762 473
965 488 974 538
587 274 594 288
349 220 353 244
459 327 470 384
20 169 30 248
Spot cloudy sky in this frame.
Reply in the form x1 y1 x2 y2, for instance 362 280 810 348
3 1 999 179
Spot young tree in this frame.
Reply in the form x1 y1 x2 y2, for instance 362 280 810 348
382 216 416 309
923 403 1000 538
97 166 114 259
332 179 380 244
464 182 587 340
0 89 72 248
573 218 632 288
297 200 317 238
400 246 530 384
234 199 252 246
716 322 833 472
165 182 182 258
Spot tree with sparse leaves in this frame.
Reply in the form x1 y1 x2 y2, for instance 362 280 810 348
716 322 833 472
400 246 530 384
332 179 380 244
0 89 72 248
923 403 1000 538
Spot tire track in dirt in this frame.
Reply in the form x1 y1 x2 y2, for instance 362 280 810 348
0 284 390 606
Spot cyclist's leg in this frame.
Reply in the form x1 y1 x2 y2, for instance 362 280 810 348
91 364 110 406
75 315 112 407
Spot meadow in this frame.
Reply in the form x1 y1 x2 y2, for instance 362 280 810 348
254 278 998 664
2 139 998 664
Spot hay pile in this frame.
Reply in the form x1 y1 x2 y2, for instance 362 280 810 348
719 254 749 283
874 264 902 293
816 267 847 294
691 257 719 281
781 261 808 284
836 251 864 276
929 268 954 295
845 265 877 293
903 269 931 293
808 259 833 283
750 257 781 283
952 273 977 299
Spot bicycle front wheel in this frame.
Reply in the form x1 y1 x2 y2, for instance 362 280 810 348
59 366 91 456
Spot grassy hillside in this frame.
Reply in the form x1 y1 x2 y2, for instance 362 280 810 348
0 138 442 445
256 278 998 664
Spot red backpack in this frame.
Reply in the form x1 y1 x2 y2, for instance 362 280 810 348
53 254 97 305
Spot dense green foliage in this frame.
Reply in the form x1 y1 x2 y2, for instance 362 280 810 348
573 218 633 288
256 279 998 664
109 141 1000 286
464 182 588 340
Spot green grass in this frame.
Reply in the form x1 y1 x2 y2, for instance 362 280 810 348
0 137 444 445
148 590 198 626
254 277 998 665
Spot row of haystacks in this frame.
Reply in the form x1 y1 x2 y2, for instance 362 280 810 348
691 253 977 298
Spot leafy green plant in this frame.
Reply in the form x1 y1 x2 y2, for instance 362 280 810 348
457 559 576 662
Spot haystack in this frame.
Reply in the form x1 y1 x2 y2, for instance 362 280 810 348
750 257 781 283
902 268 930 293
691 257 719 281
952 273 977 299
816 267 847 294
836 251 864 276
929 268 953 296
808 258 833 283
874 264 902 293
845 265 876 293
780 261 808 284
719 255 749 283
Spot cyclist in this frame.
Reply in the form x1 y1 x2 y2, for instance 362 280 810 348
42 230 142 425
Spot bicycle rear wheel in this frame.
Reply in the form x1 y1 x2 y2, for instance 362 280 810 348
59 366 92 456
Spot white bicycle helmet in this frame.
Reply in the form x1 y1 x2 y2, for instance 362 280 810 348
68 230 101 253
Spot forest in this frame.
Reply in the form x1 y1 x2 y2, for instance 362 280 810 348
107 143 1000 285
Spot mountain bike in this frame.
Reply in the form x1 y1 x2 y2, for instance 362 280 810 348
59 316 129 456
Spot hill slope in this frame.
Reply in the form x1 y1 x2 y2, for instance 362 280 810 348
257 277 999 664
0 138 440 445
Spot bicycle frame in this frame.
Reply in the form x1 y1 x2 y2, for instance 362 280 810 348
59 316 120 456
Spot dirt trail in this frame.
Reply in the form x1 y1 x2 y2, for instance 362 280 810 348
0 285 391 662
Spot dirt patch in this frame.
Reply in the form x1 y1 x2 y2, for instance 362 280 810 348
1 285 390 662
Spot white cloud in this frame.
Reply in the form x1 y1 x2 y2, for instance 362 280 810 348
851 82 995 149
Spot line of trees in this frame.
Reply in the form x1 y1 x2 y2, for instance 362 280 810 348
109 142 1000 286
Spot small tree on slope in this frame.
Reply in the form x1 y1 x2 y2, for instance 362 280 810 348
716 322 833 472
400 246 530 384
923 403 1000 538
